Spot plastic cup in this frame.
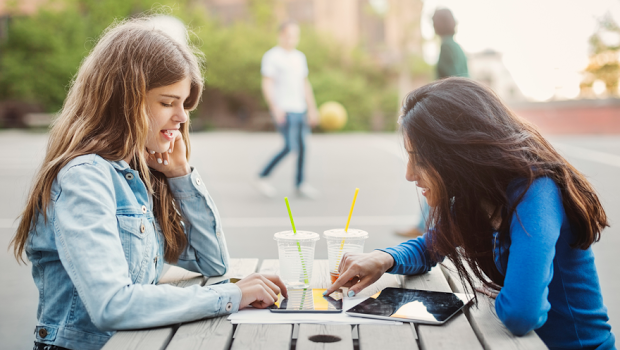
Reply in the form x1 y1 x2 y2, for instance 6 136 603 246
323 228 369 284
274 230 320 289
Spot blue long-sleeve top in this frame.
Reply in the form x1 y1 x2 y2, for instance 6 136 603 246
380 177 615 350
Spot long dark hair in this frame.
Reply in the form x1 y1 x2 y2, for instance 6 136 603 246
400 77 608 294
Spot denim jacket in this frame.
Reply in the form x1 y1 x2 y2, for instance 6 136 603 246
25 154 242 350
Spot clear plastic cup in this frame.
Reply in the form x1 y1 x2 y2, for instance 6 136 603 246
274 231 320 289
323 228 369 284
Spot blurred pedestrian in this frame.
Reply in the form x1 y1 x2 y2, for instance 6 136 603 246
396 7 469 238
255 21 320 198
433 8 469 79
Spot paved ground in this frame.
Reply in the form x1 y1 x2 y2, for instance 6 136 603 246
1 130 619 349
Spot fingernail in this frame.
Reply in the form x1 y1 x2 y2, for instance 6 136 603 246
348 290 355 297
168 149 172 153
149 150 155 154
163 160 168 165
157 158 162 164
322 290 328 296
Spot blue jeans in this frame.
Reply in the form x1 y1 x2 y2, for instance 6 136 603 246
260 112 308 187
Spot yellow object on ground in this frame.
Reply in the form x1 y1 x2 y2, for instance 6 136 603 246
319 101 347 131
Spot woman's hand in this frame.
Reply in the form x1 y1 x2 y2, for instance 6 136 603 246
236 273 288 309
324 250 395 297
146 130 190 178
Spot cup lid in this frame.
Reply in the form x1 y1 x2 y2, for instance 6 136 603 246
323 228 368 239
274 230 320 241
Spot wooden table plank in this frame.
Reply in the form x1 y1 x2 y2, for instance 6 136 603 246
204 258 260 286
157 265 205 286
164 316 233 350
296 324 354 350
404 267 483 350
102 327 176 350
358 324 419 350
440 261 548 350
165 258 260 350
245 260 299 349
231 324 293 350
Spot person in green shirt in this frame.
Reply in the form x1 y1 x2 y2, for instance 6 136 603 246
396 8 468 238
434 8 469 79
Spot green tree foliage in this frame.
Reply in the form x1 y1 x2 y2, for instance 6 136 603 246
0 0 399 130
582 13 620 96
0 0 162 111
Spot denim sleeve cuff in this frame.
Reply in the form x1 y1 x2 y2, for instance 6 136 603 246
166 167 207 199
205 283 243 315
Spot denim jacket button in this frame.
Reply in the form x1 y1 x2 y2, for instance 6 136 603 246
196 178 201 185
216 231 221 238
38 328 47 338
225 302 233 312
141 205 147 213
125 173 134 180
140 224 146 233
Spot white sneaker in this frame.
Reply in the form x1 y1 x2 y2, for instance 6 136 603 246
254 177 277 198
296 183 319 199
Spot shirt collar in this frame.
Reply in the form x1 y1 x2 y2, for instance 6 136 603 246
109 159 131 171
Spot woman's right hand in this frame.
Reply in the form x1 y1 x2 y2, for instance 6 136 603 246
324 250 395 297
236 273 288 309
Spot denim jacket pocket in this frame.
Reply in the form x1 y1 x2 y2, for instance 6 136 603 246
116 215 151 282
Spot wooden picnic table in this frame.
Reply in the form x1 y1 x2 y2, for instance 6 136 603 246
103 259 548 350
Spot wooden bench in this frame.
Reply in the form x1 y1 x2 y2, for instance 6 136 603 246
103 259 548 349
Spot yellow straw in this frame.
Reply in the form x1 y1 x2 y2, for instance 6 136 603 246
345 188 359 232
335 188 359 272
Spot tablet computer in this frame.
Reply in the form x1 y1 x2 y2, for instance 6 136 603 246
346 287 474 325
269 289 343 313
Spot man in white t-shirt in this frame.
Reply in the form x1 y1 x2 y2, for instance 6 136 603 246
256 21 319 198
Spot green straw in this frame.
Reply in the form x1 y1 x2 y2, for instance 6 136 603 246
284 197 297 233
284 197 309 285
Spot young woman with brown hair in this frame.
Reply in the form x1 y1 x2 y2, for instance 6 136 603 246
326 78 615 349
10 17 286 350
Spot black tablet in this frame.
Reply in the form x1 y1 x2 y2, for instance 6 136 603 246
269 289 343 313
346 287 474 324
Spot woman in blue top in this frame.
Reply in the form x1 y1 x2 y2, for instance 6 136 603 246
10 18 286 350
325 78 615 349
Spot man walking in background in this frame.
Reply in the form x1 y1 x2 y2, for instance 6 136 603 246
255 21 319 198
397 8 469 237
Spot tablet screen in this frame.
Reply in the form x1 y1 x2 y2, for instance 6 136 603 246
269 289 343 313
346 287 473 324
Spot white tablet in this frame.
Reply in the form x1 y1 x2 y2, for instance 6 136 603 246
346 287 474 325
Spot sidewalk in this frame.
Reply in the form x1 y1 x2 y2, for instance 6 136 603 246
1 131 618 348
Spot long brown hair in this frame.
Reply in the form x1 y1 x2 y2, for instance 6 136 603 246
11 17 204 263
400 77 608 294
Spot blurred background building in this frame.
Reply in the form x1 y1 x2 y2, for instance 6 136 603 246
0 0 619 134
467 50 525 102
204 0 423 64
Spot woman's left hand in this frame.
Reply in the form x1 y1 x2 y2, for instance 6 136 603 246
146 130 190 178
